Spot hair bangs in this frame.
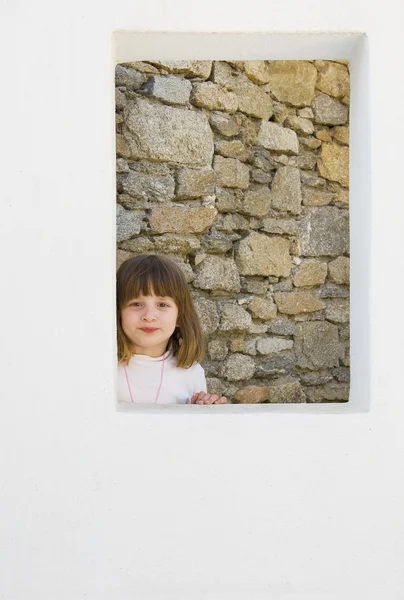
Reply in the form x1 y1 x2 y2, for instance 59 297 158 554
118 255 185 310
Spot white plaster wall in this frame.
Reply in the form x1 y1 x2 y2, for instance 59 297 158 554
0 1 403 599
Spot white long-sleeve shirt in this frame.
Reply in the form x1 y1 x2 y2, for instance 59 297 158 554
117 349 207 404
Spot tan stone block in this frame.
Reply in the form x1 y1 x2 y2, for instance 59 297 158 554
258 121 299 155
302 188 335 206
230 338 246 353
236 232 292 277
213 155 250 189
244 60 272 84
234 385 271 404
191 82 238 113
149 206 217 233
333 127 350 145
268 377 306 403
271 166 302 214
325 298 350 323
315 61 350 99
248 296 278 320
214 140 250 162
293 261 328 287
125 99 214 166
316 130 333 142
116 134 131 158
328 256 350 284
336 188 349 205
233 80 273 119
266 61 317 106
317 144 349 187
242 187 271 218
274 291 325 314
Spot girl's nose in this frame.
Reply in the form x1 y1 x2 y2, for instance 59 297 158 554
142 309 156 322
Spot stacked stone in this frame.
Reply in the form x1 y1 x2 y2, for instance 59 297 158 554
116 59 350 404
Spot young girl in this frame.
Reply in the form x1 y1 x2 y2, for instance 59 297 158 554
117 254 227 405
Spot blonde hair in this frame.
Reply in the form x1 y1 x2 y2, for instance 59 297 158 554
117 254 205 368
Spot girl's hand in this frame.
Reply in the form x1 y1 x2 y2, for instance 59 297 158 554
191 392 227 404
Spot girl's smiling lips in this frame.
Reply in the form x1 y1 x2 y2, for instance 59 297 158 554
140 327 158 333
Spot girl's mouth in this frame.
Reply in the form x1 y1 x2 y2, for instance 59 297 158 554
140 328 158 333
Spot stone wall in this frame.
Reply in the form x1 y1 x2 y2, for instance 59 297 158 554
115 60 350 404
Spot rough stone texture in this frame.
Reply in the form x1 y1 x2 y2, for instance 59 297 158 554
284 115 315 135
254 352 297 377
115 88 126 110
215 139 250 162
119 167 175 202
325 298 350 323
213 155 250 189
221 353 256 381
116 205 144 242
304 382 349 402
142 75 192 105
288 149 318 171
233 384 271 404
295 321 342 369
298 108 314 119
212 61 243 88
193 255 241 293
266 61 318 106
258 121 299 155
218 303 252 332
317 144 349 187
299 371 333 386
236 232 292 277
191 82 238 113
176 166 216 198
274 291 325 314
201 231 234 254
193 296 219 336
209 112 242 137
216 213 249 232
115 65 145 89
216 188 244 213
261 218 299 236
318 283 349 298
267 318 296 336
268 377 306 403
248 296 277 320
116 134 131 159
315 61 350 99
208 339 228 361
299 207 349 256
232 80 273 119
116 158 129 173
244 60 272 84
302 188 335 206
312 93 349 126
256 337 294 354
328 256 350 284
149 206 217 234
333 127 350 145
242 187 271 217
293 260 328 287
150 61 213 79
271 166 302 214
120 234 200 256
125 98 214 165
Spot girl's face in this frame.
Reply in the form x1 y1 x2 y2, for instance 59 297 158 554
120 293 179 358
